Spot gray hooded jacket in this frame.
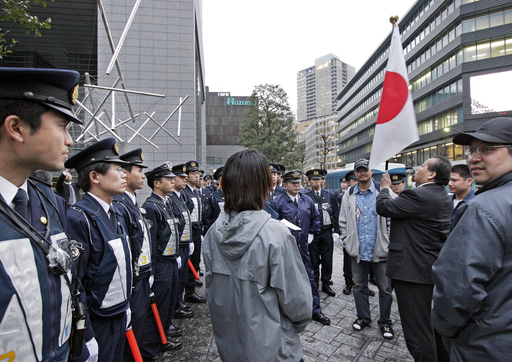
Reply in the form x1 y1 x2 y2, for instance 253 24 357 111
203 209 312 362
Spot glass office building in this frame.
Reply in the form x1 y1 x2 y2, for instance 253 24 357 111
336 0 512 168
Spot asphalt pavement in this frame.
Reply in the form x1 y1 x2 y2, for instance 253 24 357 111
156 244 414 362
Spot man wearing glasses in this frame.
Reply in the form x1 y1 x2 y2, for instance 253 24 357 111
432 117 512 361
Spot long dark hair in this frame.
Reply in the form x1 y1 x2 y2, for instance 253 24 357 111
222 149 272 214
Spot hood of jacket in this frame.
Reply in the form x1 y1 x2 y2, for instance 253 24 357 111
210 209 271 261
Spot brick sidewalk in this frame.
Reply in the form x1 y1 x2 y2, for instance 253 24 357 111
157 244 413 362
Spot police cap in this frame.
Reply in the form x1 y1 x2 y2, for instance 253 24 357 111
145 162 175 181
0 67 82 124
306 169 322 180
283 170 302 183
185 161 199 173
390 173 406 184
269 163 279 173
172 163 188 177
214 166 224 180
345 171 357 181
120 148 148 168
276 164 286 174
320 169 327 178
65 137 126 173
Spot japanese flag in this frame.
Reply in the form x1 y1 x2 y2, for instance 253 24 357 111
368 25 419 170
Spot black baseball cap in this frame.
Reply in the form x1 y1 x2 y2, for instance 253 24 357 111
354 158 370 170
453 117 512 145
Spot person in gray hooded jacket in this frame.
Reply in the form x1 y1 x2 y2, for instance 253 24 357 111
203 149 312 362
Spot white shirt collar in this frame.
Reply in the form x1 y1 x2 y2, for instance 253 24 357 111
287 193 298 203
125 191 137 205
418 182 436 187
87 192 111 215
174 190 181 197
0 175 28 208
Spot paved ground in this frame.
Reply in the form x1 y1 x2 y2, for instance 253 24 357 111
156 244 414 362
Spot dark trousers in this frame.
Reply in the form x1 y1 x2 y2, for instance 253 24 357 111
90 312 126 362
123 275 150 362
393 280 449 362
308 228 334 284
176 244 190 304
187 230 201 288
141 260 179 359
298 242 321 315
343 248 353 286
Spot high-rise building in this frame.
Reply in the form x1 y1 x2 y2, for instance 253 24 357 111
336 0 512 169
0 0 206 199
297 54 355 123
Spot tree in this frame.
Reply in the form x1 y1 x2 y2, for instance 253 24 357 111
239 84 301 170
1 0 53 59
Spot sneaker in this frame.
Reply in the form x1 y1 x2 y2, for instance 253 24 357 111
352 318 370 331
381 325 394 340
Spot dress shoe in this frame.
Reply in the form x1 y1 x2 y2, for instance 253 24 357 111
173 307 193 319
342 284 353 295
322 284 336 297
312 312 331 325
160 340 183 352
166 324 182 338
369 276 377 286
328 279 333 285
369 289 375 297
184 292 207 303
195 280 203 287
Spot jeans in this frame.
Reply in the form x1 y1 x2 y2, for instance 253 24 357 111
351 259 393 327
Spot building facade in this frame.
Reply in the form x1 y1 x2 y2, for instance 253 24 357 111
297 54 356 124
1 0 206 199
303 115 338 171
204 87 251 174
336 0 512 169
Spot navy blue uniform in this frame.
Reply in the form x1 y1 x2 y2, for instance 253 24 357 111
0 180 73 362
113 192 152 362
273 192 322 314
141 193 180 359
305 188 340 285
204 188 224 229
183 185 202 288
68 193 132 362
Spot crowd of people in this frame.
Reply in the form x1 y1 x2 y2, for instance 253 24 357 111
1 66 512 362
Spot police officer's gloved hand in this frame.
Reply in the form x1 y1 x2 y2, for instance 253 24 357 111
177 256 182 269
149 275 154 289
308 234 314 244
189 242 194 255
125 308 132 330
333 233 340 245
85 337 99 362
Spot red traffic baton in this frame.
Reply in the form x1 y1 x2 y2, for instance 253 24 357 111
126 327 143 362
188 259 199 280
149 291 168 345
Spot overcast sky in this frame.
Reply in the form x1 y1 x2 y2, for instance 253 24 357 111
203 0 415 114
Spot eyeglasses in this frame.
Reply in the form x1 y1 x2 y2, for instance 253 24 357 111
465 145 508 157
111 167 125 173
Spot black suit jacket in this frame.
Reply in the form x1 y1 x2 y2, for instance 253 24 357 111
376 183 451 284
56 173 81 204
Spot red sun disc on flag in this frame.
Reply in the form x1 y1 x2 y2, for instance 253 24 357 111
376 71 408 125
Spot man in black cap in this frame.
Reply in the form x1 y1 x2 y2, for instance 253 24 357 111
142 163 183 359
273 170 331 325
0 67 97 361
390 173 407 196
432 117 512 362
269 163 285 196
168 164 197 318
276 163 286 188
66 138 133 362
305 169 339 297
56 169 81 204
112 149 154 361
182 161 206 303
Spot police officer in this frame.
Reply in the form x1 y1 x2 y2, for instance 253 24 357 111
204 166 225 229
276 163 286 187
0 67 97 361
269 163 285 196
305 169 340 297
273 170 331 325
341 170 357 295
142 163 183 358
112 148 153 361
66 138 132 362
390 173 407 196
168 163 196 318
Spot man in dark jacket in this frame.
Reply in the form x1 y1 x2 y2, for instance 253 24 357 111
432 117 512 361
447 164 475 228
56 169 81 204
376 156 452 362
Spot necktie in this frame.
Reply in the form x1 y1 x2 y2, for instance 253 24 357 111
316 191 320 198
13 188 29 220
294 198 298 207
109 205 118 231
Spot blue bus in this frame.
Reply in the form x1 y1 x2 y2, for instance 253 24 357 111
324 163 407 192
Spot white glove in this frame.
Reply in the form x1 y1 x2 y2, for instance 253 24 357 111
125 308 132 330
308 234 314 244
149 275 154 289
332 233 340 245
85 337 99 362
177 256 182 269
339 237 346 248
189 242 194 255
201 235 204 242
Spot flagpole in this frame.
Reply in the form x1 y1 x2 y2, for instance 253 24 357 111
385 16 399 173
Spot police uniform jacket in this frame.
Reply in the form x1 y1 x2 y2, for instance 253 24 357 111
113 192 152 278
204 188 224 230
0 179 73 362
305 188 340 234
273 192 320 247
168 191 193 247
68 193 132 317
142 193 180 261
183 184 202 234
